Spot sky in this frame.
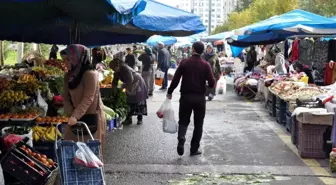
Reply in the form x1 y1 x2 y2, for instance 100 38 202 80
155 0 178 7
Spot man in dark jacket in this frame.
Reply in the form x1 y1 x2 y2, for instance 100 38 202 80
125 48 136 69
139 48 155 96
158 42 171 90
167 42 215 156
245 46 257 72
49 45 59 60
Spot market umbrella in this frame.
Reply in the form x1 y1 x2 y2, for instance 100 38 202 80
146 35 177 46
130 0 206 36
332 16 336 20
201 31 234 42
234 9 336 36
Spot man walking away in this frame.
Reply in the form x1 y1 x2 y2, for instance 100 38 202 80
139 48 155 96
158 42 171 90
166 42 215 156
125 48 136 69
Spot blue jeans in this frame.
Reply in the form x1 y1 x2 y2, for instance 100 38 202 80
162 69 168 89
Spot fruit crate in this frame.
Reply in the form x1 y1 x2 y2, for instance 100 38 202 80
267 100 273 115
33 141 56 161
286 112 292 133
0 140 58 185
297 121 327 158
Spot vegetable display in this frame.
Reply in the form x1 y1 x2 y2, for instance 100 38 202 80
102 88 128 120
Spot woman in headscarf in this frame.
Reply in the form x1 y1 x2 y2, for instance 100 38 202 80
203 44 221 101
110 58 148 125
139 47 155 96
61 44 106 152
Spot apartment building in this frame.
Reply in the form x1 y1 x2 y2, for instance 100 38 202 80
177 0 238 35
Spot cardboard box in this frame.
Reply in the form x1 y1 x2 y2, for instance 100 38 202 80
296 112 334 126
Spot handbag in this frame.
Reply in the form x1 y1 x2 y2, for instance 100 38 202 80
70 94 101 135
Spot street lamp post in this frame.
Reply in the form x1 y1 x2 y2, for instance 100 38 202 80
208 0 212 35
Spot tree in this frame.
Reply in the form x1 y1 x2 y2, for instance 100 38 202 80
213 0 299 34
235 0 253 12
300 0 336 17
0 41 3 66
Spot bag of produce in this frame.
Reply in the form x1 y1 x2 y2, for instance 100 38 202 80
36 90 48 116
73 142 103 168
157 99 178 134
2 127 33 147
3 134 23 150
103 105 116 119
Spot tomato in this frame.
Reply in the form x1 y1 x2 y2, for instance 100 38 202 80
32 152 36 157
41 155 47 159
36 154 41 159
48 165 52 169
21 145 26 149
47 159 53 164
26 149 32 155
27 161 35 167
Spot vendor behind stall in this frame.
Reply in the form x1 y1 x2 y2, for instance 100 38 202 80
293 61 315 84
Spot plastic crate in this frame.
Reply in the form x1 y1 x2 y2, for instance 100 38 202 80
1 141 58 185
276 96 286 108
297 121 327 158
276 108 286 125
33 141 56 161
267 100 273 115
286 113 292 133
291 119 298 146
271 94 276 117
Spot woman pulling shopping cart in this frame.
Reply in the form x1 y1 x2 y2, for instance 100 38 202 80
59 44 106 184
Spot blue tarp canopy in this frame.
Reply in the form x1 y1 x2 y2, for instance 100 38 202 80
146 35 177 46
0 0 148 45
234 9 336 36
0 0 205 45
332 16 336 20
1 0 146 25
132 0 206 36
227 32 293 47
201 31 234 42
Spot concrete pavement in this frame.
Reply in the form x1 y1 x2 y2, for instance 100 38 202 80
103 86 336 185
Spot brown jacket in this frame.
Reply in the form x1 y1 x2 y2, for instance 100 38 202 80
63 70 106 149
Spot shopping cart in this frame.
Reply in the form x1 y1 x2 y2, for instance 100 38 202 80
55 122 105 185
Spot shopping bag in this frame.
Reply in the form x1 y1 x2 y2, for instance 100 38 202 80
217 76 227 94
73 142 103 169
155 70 165 86
36 90 48 116
156 99 178 134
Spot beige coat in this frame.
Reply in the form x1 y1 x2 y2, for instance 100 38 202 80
63 70 106 155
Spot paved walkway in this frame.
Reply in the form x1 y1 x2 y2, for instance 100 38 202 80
103 85 336 185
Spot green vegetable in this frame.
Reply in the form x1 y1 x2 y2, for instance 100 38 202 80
103 105 116 118
105 113 112 121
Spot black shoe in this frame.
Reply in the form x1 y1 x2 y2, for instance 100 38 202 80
137 120 143 125
177 141 184 156
190 150 202 156
159 87 167 91
148 93 153 96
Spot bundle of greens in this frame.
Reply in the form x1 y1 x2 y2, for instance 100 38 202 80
102 88 128 119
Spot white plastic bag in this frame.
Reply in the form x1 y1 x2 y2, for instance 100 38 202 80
36 90 48 116
73 142 103 169
156 99 178 134
155 70 165 79
217 76 227 94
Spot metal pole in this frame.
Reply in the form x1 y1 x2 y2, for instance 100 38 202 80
208 0 212 35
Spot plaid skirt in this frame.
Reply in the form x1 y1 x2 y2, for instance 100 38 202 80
128 100 148 116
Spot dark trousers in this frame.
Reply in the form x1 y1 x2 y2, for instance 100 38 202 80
162 68 169 89
178 94 206 153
